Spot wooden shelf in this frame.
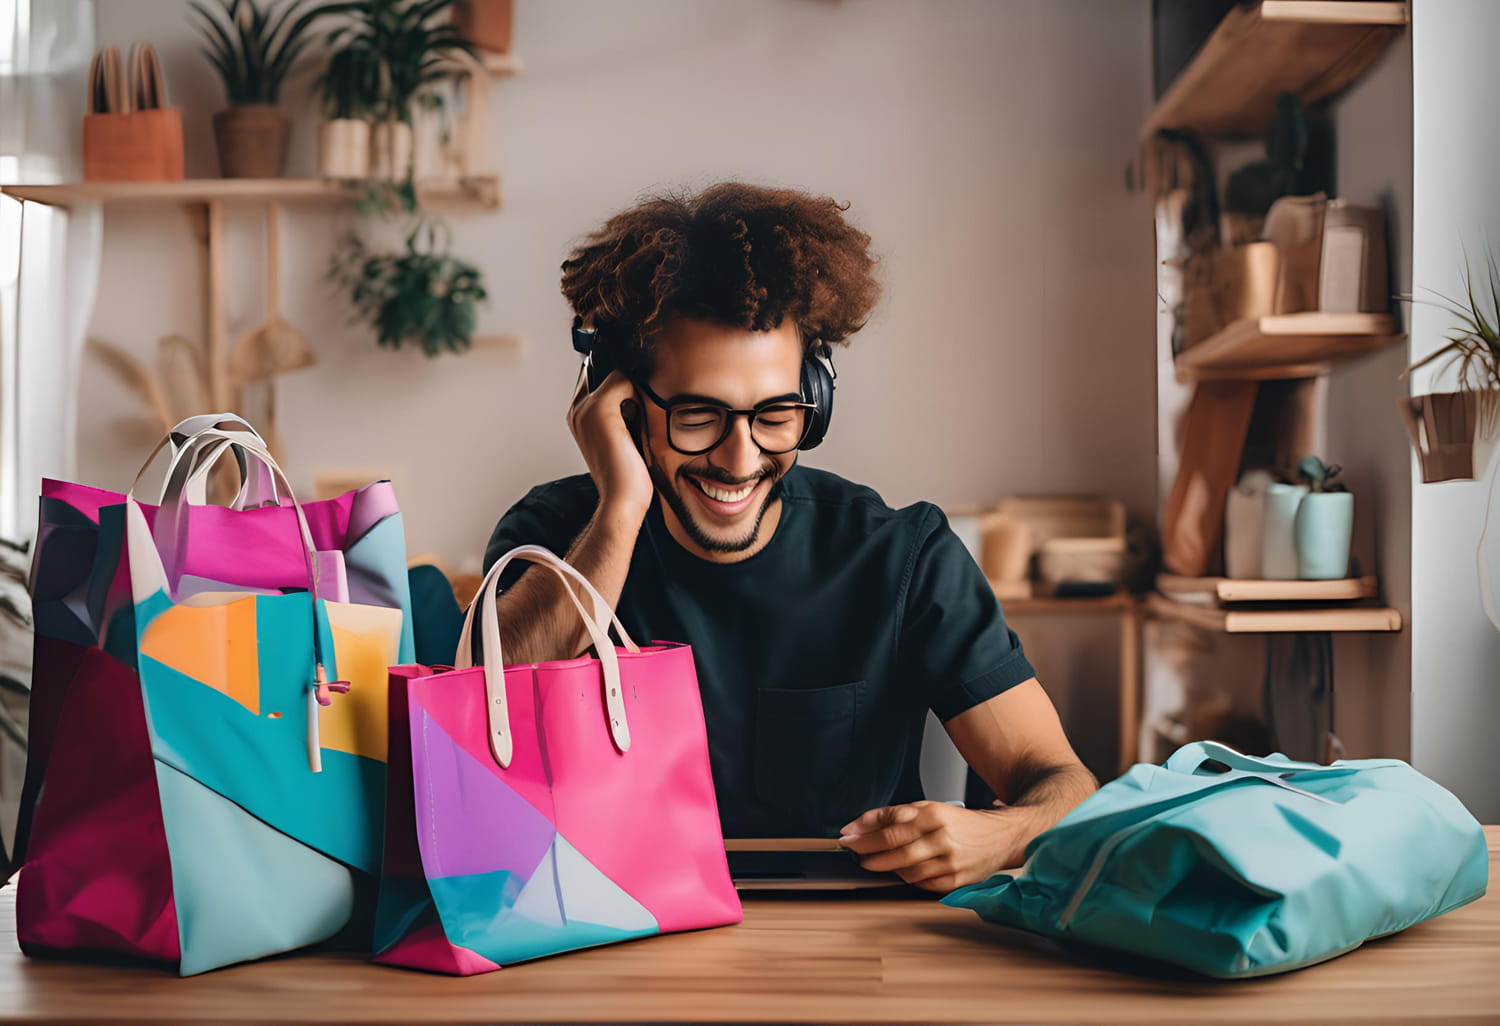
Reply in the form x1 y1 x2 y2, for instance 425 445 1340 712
0 175 503 210
1148 592 1401 633
1142 0 1408 140
1174 312 1402 381
1003 592 1138 616
1158 573 1378 604
479 51 523 76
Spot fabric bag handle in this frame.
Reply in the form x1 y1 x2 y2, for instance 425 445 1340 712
128 430 338 774
1163 740 1404 777
164 413 280 509
456 544 639 769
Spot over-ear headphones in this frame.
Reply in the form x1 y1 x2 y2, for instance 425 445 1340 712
571 317 837 451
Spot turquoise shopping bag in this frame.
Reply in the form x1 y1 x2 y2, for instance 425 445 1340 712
944 741 1488 978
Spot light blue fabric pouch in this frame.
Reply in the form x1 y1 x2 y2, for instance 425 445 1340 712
943 741 1489 978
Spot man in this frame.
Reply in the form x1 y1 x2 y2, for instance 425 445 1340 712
485 183 1096 892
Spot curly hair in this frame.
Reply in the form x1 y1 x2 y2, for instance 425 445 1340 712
560 182 881 378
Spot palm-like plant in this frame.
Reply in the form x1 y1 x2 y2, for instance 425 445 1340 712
191 0 332 105
1405 249 1500 393
318 42 382 118
322 0 476 123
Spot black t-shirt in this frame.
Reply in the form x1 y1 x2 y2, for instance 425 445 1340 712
483 465 1036 837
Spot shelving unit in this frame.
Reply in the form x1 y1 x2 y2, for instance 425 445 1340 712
1148 593 1402 634
1142 0 1408 140
1158 573 1378 604
1174 313 1404 382
0 175 502 210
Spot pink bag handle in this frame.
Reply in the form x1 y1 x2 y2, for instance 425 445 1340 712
456 545 638 768
127 428 338 775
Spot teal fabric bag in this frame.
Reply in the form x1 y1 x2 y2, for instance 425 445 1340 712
943 741 1488 978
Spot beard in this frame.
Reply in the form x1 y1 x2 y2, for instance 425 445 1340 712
650 459 787 554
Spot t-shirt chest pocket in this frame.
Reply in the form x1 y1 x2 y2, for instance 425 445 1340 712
752 680 869 828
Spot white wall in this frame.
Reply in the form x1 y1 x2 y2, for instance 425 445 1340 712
1324 30 1413 761
1408 0 1500 821
79 0 1155 776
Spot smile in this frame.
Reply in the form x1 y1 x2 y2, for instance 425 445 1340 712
687 475 763 515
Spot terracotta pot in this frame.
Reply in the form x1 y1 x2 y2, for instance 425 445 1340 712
369 120 414 181
452 0 513 53
213 105 289 178
1398 389 1500 483
319 118 371 179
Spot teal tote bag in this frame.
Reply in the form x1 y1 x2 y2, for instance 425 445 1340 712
944 741 1488 978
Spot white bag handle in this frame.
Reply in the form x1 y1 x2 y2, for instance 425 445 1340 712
128 429 338 774
456 544 638 768
163 414 280 509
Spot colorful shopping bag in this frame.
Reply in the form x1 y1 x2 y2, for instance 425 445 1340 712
17 420 414 974
374 545 741 973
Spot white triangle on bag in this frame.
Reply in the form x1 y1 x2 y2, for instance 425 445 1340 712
551 834 657 932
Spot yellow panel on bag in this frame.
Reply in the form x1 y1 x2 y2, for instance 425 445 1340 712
317 601 402 761
139 597 260 715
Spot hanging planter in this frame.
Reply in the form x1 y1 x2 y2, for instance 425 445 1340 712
1398 389 1500 483
1399 250 1500 483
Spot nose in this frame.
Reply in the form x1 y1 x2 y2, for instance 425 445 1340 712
711 414 763 482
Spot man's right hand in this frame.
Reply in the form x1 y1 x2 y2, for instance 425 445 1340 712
567 369 655 525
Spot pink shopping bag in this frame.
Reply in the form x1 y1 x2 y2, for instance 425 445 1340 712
373 544 741 973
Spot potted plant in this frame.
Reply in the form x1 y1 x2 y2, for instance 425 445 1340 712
323 0 476 181
191 0 332 178
317 44 379 178
1399 250 1500 482
330 220 487 355
1292 456 1353 581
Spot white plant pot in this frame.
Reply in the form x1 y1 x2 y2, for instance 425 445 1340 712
1261 483 1308 580
411 104 450 181
319 119 370 179
369 120 413 181
1224 470 1275 579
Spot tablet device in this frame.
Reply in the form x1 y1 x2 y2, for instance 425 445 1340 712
724 837 907 890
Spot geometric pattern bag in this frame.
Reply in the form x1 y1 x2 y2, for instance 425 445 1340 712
374 545 740 973
18 419 412 974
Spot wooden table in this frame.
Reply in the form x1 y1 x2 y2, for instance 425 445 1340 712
2 827 1494 1024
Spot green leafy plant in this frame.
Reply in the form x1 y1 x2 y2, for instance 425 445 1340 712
322 0 476 124
1402 249 1500 393
1296 455 1346 493
191 0 333 105
330 221 487 356
1225 93 1328 217
317 42 381 119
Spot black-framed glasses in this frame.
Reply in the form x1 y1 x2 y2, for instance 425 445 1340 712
634 380 817 456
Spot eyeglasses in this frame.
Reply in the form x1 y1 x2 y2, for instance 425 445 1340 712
634 380 817 456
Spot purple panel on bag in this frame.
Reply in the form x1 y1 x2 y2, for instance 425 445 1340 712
414 706 557 880
345 481 401 546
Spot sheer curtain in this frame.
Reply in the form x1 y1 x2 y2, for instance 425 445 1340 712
0 0 99 543
0 0 99 871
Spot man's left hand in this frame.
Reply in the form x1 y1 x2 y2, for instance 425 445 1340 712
838 801 1039 893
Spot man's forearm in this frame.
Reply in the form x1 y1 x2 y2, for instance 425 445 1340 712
994 761 1098 865
492 506 642 665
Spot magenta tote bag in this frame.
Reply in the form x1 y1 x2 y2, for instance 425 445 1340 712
373 544 741 973
19 422 412 975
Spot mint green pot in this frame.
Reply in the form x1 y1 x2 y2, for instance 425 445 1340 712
1294 491 1354 580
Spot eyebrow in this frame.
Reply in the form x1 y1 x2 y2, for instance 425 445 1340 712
667 391 804 407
